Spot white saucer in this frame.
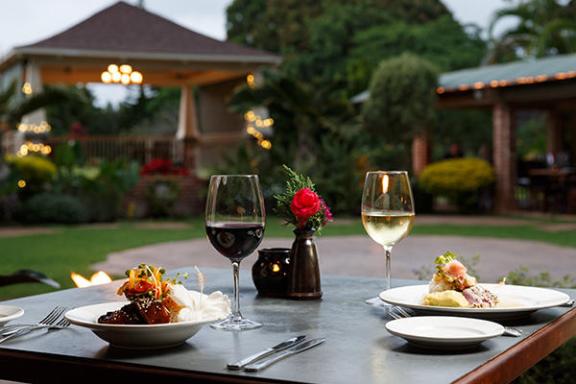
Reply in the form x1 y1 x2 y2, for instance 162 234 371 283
385 316 504 349
0 305 24 326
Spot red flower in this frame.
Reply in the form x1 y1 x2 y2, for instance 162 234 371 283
290 188 321 225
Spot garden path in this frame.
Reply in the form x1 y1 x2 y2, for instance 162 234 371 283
95 235 576 282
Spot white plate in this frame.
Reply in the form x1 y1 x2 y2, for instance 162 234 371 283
65 302 225 349
386 316 504 349
379 284 571 320
0 305 24 326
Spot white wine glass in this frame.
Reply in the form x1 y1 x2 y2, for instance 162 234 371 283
361 171 415 306
205 175 265 331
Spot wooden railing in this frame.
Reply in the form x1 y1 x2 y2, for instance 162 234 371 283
46 135 183 164
44 132 247 167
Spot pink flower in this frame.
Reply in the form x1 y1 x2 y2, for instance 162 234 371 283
321 199 333 224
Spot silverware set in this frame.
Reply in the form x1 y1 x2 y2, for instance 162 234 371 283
386 305 523 337
227 335 325 372
0 306 70 344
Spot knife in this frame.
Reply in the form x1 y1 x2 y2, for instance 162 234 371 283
243 338 326 372
227 335 307 370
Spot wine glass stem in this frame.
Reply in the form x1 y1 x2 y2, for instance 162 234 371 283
232 261 242 320
384 245 392 291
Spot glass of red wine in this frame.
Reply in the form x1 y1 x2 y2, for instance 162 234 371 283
205 175 265 331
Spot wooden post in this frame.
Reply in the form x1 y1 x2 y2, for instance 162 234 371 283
176 85 199 170
412 130 430 176
493 102 516 212
546 110 562 156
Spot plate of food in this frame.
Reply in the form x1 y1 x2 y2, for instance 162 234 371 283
386 316 504 350
65 264 230 349
0 305 24 326
379 252 571 320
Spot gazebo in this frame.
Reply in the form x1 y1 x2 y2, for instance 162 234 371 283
354 54 576 212
0 1 280 170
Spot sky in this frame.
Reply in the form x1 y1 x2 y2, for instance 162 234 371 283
0 0 514 105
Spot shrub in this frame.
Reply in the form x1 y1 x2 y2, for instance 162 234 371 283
145 179 180 217
19 193 88 224
419 157 494 211
141 159 188 176
5 155 56 198
506 267 576 384
5 155 56 183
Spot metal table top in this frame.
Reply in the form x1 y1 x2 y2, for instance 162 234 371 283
0 267 574 384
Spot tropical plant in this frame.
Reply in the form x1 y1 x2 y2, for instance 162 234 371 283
0 81 70 131
486 0 576 63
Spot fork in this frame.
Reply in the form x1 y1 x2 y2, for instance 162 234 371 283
386 305 523 337
0 307 68 343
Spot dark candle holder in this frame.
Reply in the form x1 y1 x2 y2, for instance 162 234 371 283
252 248 291 298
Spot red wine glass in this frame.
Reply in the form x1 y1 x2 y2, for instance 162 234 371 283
205 175 265 331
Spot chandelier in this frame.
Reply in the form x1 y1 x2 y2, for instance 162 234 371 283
101 64 143 85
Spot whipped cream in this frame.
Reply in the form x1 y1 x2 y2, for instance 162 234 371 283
169 284 230 322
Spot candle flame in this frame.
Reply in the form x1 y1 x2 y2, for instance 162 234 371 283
382 174 390 194
71 271 112 288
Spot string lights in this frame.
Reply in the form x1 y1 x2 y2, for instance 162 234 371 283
243 73 273 150
18 141 52 156
244 110 273 150
17 121 51 134
101 64 143 85
438 70 576 94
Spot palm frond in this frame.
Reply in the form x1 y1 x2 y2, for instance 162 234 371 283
6 87 72 126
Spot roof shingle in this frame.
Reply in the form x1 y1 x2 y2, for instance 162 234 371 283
19 1 277 60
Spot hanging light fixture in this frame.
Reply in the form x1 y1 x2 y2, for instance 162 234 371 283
101 64 143 85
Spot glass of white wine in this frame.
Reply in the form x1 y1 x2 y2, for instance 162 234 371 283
361 171 415 306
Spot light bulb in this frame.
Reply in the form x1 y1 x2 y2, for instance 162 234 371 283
120 64 132 74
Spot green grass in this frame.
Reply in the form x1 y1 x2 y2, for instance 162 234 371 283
0 216 574 300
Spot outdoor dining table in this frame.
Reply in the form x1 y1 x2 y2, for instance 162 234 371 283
0 267 574 384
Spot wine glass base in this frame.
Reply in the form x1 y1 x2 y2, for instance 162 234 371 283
210 316 262 331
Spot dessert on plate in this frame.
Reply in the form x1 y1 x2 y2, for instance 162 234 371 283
98 264 230 324
423 252 499 308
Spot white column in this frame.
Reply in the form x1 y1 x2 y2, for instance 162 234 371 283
176 85 199 169
176 85 199 140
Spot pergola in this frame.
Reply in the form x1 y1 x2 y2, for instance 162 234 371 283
436 54 576 212
0 1 279 169
354 54 576 212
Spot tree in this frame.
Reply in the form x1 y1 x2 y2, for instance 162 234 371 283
361 53 438 158
226 0 474 96
486 0 576 63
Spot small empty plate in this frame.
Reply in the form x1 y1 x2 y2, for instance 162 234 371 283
0 305 24 326
385 316 504 350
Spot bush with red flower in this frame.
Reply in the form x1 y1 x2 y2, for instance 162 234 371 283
140 159 189 176
275 165 333 231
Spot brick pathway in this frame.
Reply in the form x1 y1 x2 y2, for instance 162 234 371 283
95 235 576 283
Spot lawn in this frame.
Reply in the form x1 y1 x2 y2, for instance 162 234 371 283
1 216 575 300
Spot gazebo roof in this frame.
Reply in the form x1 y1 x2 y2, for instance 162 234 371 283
2 1 279 66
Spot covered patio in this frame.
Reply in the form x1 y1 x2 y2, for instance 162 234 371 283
436 54 576 212
0 1 279 171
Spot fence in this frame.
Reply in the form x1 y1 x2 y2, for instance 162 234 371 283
46 135 183 164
